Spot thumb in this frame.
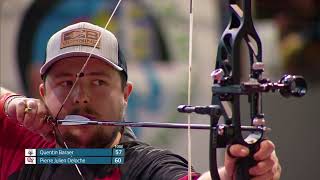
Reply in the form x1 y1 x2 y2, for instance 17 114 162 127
39 123 55 142
41 131 55 142
224 144 249 178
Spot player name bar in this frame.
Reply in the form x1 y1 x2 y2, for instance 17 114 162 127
36 157 124 164
35 148 123 157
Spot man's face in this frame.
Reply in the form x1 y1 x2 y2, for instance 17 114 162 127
39 57 132 148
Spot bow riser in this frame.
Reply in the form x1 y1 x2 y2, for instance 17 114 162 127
208 0 306 179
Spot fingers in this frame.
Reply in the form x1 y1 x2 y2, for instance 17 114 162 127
15 99 27 122
227 144 249 160
249 157 275 176
272 154 282 180
254 140 275 161
32 102 49 132
251 170 274 180
6 97 54 141
224 144 249 177
23 100 38 129
224 140 280 179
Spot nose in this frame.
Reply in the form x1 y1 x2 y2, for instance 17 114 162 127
71 82 90 105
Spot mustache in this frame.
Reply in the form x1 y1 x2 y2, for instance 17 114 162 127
69 107 100 117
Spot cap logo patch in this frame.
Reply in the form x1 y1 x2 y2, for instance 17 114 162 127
61 28 101 49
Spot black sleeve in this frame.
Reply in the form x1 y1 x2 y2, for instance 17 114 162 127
120 127 137 142
119 141 200 180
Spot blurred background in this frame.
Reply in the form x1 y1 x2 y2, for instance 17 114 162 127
0 0 319 179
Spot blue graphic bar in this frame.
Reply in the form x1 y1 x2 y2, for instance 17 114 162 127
37 157 115 164
112 157 124 164
113 148 125 156
37 148 114 157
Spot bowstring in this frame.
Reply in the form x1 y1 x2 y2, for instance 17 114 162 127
50 1 195 179
54 0 122 120
187 0 194 179
50 0 123 178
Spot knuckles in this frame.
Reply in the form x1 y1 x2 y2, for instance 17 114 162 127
26 100 37 108
263 140 276 150
9 98 51 132
16 100 26 107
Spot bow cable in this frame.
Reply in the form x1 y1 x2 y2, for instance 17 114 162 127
51 1 195 179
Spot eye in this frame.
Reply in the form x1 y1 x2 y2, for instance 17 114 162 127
60 80 73 87
92 80 106 86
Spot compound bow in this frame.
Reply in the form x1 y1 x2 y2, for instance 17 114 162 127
53 0 307 179
179 0 307 179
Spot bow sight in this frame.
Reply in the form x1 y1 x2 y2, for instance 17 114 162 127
177 0 307 179
211 71 307 97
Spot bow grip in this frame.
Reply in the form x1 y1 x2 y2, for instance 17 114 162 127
234 137 264 180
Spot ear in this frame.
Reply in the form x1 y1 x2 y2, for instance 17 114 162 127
123 81 133 103
39 83 46 99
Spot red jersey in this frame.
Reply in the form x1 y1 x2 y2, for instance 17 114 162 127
0 94 200 180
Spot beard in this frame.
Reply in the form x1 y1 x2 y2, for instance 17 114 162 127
55 106 125 148
57 125 123 148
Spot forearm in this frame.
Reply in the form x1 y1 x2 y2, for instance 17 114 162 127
0 87 15 96
0 87 25 119
0 87 15 119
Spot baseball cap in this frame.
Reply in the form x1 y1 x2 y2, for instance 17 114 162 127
40 22 127 80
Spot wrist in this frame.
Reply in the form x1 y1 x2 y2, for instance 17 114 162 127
0 93 25 119
218 167 232 180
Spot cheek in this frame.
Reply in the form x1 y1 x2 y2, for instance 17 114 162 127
96 92 124 119
43 90 65 117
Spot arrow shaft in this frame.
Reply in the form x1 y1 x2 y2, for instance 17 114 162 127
57 120 267 131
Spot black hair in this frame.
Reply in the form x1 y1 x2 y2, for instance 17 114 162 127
118 47 128 90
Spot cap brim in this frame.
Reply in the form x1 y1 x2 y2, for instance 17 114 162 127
40 52 123 75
